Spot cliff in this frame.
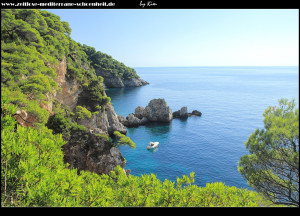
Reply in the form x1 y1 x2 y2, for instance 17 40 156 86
52 56 128 174
13 55 128 174
82 44 149 88
96 68 149 88
1 9 143 176
54 57 127 136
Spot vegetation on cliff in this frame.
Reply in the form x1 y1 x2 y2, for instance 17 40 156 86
1 9 130 127
82 44 139 80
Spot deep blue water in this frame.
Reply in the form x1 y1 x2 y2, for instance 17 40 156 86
106 66 299 189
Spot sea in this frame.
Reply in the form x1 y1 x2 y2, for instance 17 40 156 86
106 66 299 190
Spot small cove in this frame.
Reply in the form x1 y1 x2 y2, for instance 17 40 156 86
106 66 299 189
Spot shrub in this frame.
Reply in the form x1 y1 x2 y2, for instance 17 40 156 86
113 131 136 149
74 106 92 122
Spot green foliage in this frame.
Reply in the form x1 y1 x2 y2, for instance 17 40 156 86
74 106 92 122
46 102 87 139
2 86 49 127
113 131 136 149
1 113 67 206
78 76 109 112
82 44 139 80
1 9 68 127
238 98 299 207
95 134 110 142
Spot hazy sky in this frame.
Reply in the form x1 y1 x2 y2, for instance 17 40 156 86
47 9 299 67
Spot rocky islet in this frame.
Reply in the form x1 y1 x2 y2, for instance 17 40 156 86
118 98 202 128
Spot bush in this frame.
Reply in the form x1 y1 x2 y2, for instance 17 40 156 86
74 106 92 122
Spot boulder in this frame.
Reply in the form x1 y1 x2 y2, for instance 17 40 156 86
143 99 173 122
180 106 188 118
192 110 202 116
172 110 180 118
118 100 202 128
124 113 141 127
139 116 149 125
134 106 145 119
117 115 126 124
173 107 202 119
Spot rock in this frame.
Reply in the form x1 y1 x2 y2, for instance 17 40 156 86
173 107 202 119
93 128 106 134
95 69 125 88
96 68 149 88
104 104 127 134
135 106 145 119
121 114 148 127
143 99 173 122
119 99 172 127
118 100 202 129
123 78 149 87
78 103 127 135
55 57 83 111
125 113 141 127
117 115 126 124
139 116 149 125
180 106 188 118
63 129 126 175
172 110 180 118
192 110 202 116
125 169 131 176
14 109 38 127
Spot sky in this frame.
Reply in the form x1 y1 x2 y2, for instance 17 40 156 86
47 9 299 67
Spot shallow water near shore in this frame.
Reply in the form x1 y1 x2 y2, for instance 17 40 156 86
106 66 298 189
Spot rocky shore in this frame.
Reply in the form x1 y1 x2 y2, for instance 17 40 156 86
96 69 149 88
118 98 202 127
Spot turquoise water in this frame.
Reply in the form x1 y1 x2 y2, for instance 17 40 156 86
106 66 299 189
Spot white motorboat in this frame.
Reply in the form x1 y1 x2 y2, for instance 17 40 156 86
147 141 159 150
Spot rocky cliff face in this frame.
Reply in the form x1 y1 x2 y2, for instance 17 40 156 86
96 68 149 88
63 129 125 175
53 57 126 135
78 103 127 135
49 57 128 174
55 57 83 111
